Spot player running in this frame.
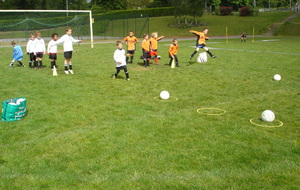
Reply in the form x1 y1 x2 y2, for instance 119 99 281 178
189 28 216 60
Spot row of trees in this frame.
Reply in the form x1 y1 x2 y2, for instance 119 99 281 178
0 0 297 10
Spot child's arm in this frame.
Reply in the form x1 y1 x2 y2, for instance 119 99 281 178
157 36 165 41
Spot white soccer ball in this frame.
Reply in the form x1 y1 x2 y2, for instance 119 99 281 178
261 110 275 122
197 52 208 63
273 74 281 81
160 91 170 100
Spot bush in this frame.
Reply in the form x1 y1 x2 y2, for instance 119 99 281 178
219 7 233 16
240 6 251 16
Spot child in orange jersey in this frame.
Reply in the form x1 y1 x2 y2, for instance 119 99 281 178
149 32 164 64
141 33 151 67
189 28 216 60
124 31 138 64
169 39 180 67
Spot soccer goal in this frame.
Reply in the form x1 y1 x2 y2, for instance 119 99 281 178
0 10 94 48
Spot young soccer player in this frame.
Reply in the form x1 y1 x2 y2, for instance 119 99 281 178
241 32 247 42
34 31 46 69
124 31 138 64
141 33 151 68
9 41 24 68
113 41 129 80
47 33 58 69
53 28 82 74
189 28 216 60
169 39 180 67
149 32 164 64
26 33 35 68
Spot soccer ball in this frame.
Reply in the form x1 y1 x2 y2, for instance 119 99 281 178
197 52 208 63
261 110 275 122
160 91 170 100
273 74 281 81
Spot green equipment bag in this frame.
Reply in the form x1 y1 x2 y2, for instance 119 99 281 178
1 97 27 121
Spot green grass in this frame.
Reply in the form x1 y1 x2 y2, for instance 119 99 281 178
0 37 299 189
149 12 295 36
275 13 300 36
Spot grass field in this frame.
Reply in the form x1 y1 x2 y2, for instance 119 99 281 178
0 37 299 189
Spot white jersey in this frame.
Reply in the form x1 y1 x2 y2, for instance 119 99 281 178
114 49 126 67
26 39 35 53
34 38 45 54
54 34 80 52
47 40 57 54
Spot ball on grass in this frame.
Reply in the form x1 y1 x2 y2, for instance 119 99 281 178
261 110 275 122
160 91 170 100
273 74 281 81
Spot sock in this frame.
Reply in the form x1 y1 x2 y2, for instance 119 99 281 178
39 61 43 67
130 56 134 63
53 61 56 68
190 50 197 58
207 50 213 57
125 71 129 79
64 64 68 71
51 61 54 69
143 59 147 66
115 69 120 77
126 56 129 63
147 60 150 66
34 61 38 67
18 61 23 66
29 61 32 68
69 63 73 70
155 57 158 64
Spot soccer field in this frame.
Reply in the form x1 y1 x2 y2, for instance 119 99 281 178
0 37 299 189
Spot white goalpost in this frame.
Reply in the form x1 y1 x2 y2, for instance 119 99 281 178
0 10 94 48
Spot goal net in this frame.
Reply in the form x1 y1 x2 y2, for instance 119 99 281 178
0 10 94 48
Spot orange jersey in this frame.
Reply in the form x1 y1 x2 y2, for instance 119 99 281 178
142 39 150 52
169 44 178 56
190 30 208 45
149 36 163 50
124 36 138 50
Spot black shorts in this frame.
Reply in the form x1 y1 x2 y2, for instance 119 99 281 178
49 53 57 60
29 53 36 60
142 50 150 59
36 53 43 58
127 50 135 55
64 51 73 59
116 65 127 70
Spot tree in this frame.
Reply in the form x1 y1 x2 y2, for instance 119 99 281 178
91 0 127 10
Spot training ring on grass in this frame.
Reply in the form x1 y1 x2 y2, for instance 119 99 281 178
196 107 226 116
154 96 178 102
250 118 283 128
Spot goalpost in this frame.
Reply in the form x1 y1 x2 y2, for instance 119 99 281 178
0 10 94 48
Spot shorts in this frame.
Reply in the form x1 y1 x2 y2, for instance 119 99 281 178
196 44 206 48
29 53 36 60
49 53 57 60
116 65 127 70
127 50 135 55
64 51 73 59
142 50 150 59
36 52 43 58
150 50 158 56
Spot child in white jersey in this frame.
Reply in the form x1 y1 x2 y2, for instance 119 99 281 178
34 31 46 69
113 41 129 80
53 27 82 75
26 33 35 68
47 33 58 69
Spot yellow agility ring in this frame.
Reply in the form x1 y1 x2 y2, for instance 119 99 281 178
196 107 226 116
154 96 179 102
250 118 284 128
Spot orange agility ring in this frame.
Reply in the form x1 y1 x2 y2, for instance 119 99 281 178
196 107 226 116
250 118 283 128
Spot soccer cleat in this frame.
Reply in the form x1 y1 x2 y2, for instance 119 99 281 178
126 78 130 81
35 67 39 69
64 70 69 75
189 56 192 60
69 70 74 74
112 75 116 79
176 65 180 67
212 55 217 58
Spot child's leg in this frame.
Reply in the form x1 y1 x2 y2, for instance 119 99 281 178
130 52 134 63
17 61 24 67
114 68 120 77
64 59 69 74
9 60 14 67
203 47 216 58
123 66 129 79
154 51 158 64
174 55 179 66
169 56 173 66
190 47 200 59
